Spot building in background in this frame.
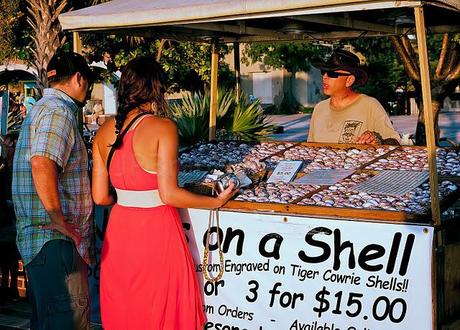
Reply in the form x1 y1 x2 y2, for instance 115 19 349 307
225 45 323 110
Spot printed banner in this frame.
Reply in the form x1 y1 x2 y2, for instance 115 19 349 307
181 209 434 330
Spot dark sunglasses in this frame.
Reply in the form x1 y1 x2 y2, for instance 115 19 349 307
320 70 352 78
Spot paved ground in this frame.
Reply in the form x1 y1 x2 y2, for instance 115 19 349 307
0 300 30 330
267 112 460 144
0 299 102 330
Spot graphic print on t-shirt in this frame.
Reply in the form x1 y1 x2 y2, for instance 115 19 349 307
339 120 363 143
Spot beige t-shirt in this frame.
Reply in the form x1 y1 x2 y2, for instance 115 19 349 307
307 94 400 144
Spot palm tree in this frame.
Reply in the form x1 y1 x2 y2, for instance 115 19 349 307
26 0 68 93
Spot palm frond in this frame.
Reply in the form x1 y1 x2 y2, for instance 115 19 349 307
170 89 273 146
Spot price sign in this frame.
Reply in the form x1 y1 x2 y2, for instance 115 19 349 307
267 160 303 183
354 170 430 196
294 169 354 186
181 209 433 330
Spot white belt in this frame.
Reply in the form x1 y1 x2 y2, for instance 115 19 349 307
115 189 165 208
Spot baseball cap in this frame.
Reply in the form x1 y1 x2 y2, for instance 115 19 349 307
47 51 95 83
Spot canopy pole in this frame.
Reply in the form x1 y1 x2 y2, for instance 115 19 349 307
209 40 219 141
415 8 440 329
234 42 241 100
73 32 83 54
414 7 441 226
72 31 84 133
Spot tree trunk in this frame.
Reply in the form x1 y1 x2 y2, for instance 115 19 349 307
390 34 459 146
415 99 442 146
156 39 166 62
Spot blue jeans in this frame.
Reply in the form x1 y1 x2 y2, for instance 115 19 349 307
26 240 90 330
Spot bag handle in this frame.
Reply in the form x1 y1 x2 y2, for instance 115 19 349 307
202 208 225 282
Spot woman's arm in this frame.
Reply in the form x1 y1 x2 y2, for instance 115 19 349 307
156 119 234 209
92 131 115 206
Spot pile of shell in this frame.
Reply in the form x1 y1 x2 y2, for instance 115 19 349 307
365 147 460 176
365 147 426 171
436 149 460 176
180 141 252 169
267 145 395 172
235 182 319 204
180 141 294 173
230 142 294 173
297 172 457 214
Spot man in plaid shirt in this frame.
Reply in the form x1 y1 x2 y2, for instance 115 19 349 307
12 52 94 330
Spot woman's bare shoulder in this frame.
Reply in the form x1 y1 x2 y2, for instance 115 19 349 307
94 117 116 144
141 116 177 132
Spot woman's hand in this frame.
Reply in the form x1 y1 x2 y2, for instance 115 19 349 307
216 181 237 207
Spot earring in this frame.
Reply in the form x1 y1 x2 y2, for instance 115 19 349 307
150 102 157 114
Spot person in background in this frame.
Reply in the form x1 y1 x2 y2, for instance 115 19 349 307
92 56 235 329
12 51 94 329
23 88 37 115
307 49 400 145
102 51 117 72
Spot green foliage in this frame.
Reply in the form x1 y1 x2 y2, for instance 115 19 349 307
224 93 273 141
169 90 233 145
158 41 231 92
351 34 459 114
170 90 273 146
243 42 329 73
349 38 410 113
0 0 21 63
299 106 314 114
7 106 24 132
170 94 208 145
81 36 231 92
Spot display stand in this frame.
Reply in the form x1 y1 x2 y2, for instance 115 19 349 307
60 1 460 328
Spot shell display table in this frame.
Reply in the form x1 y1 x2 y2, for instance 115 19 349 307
180 142 460 222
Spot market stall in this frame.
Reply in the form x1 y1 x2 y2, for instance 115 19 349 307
59 1 460 329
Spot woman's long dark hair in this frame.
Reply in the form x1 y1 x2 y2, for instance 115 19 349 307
112 56 168 149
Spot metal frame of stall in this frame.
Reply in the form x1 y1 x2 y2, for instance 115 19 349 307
60 1 460 328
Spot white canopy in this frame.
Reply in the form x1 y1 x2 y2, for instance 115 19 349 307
60 0 460 40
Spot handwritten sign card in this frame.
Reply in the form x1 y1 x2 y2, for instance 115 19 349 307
267 160 303 183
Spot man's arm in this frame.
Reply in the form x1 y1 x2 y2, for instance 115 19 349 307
381 137 400 145
31 155 81 245
356 131 400 145
306 105 319 142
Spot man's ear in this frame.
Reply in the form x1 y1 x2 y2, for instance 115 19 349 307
346 75 355 88
74 72 84 86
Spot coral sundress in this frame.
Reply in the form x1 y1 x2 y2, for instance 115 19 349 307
100 117 205 329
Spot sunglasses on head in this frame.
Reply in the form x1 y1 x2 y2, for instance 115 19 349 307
320 70 352 78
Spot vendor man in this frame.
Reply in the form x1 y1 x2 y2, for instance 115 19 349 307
307 49 400 145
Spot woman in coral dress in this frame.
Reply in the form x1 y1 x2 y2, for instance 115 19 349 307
92 56 234 329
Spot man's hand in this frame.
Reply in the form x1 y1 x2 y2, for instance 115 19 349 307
356 131 383 145
40 222 82 246
31 156 81 246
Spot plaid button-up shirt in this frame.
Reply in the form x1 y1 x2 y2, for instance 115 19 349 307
12 88 93 266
